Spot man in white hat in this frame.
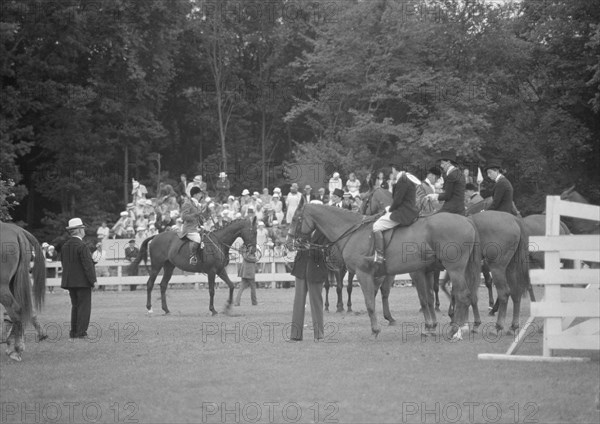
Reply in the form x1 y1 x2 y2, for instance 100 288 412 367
186 175 207 198
215 171 231 203
61 218 96 339
112 211 132 239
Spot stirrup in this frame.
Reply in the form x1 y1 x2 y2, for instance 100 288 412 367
189 256 198 265
373 252 385 264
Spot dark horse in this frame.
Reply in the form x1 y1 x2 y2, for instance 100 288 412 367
560 186 600 235
324 187 398 324
0 222 46 361
130 218 257 315
288 203 482 339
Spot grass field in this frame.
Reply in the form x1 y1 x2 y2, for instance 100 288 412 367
1 284 599 424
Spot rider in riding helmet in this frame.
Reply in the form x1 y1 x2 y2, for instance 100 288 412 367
179 186 206 265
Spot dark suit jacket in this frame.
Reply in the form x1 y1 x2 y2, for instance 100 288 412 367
61 237 96 289
438 167 466 214
291 231 329 282
125 246 139 262
389 173 418 225
489 175 515 214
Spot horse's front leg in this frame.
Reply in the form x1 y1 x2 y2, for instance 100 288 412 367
356 270 381 337
208 272 217 316
336 270 344 313
216 269 235 315
146 266 161 313
380 276 396 325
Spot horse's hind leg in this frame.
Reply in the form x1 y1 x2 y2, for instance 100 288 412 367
207 272 218 316
483 263 494 309
1 297 23 361
146 264 162 313
433 269 440 312
490 266 510 334
380 276 396 325
335 270 344 313
347 272 354 312
159 263 175 315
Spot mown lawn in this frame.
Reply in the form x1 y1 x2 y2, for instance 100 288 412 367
1 284 599 424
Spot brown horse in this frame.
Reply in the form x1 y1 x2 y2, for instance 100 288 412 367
288 201 482 338
130 218 257 315
468 212 532 333
325 187 398 324
0 222 46 361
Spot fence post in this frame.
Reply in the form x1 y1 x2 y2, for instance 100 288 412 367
543 196 562 357
117 263 122 292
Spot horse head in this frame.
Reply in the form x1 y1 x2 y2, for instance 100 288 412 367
286 195 313 249
238 217 258 253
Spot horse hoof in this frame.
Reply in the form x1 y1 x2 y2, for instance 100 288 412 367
163 311 170 316
8 351 21 362
336 308 344 313
324 308 329 313
38 334 48 342
387 319 397 326
488 311 495 316
211 310 218 316
147 309 153 315
435 307 441 312
372 327 381 338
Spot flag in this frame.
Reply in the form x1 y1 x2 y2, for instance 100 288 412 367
477 167 484 184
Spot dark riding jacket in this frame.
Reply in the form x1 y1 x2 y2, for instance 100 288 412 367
389 173 419 225
438 167 466 215
489 175 515 214
291 231 329 283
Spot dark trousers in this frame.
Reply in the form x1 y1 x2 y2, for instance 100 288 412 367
291 277 325 340
235 278 257 305
68 288 92 338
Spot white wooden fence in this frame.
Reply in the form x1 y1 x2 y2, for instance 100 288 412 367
480 196 600 362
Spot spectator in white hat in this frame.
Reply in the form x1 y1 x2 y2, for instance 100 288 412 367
215 171 230 203
328 172 343 196
186 175 207 197
112 212 133 239
270 193 284 224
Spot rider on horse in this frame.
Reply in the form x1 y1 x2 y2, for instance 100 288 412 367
179 186 206 265
425 151 466 215
483 160 519 216
369 165 419 274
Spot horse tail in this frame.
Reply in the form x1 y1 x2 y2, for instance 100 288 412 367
510 217 531 298
22 229 46 311
129 235 156 276
465 218 483 296
14 231 34 326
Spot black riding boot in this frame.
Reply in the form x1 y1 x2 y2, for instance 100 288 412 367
189 241 201 265
372 231 385 275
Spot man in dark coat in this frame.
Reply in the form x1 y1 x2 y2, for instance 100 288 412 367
485 161 516 215
61 218 97 339
427 151 465 215
179 187 206 264
369 167 419 273
290 230 329 341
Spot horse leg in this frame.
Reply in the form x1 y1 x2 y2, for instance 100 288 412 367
380 276 396 325
0 289 24 361
411 271 435 335
159 262 175 315
490 267 510 334
336 270 344 313
483 263 494 309
216 269 235 315
355 270 381 337
324 273 333 312
347 272 354 312
207 272 218 316
445 270 471 341
146 264 162 313
433 269 440 312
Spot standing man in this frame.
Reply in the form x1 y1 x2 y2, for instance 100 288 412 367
61 218 96 340
426 151 465 215
484 161 516 215
290 230 329 341
215 172 231 203
303 185 313 203
234 251 258 306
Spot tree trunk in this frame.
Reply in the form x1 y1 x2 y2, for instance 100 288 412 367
261 108 267 188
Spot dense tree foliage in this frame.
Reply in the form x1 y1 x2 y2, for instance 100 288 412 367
1 0 598 234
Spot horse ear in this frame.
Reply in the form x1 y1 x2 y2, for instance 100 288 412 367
564 185 575 196
252 216 257 229
299 195 305 207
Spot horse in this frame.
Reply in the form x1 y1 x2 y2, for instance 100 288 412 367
0 222 46 361
559 186 600 235
129 218 257 315
288 200 482 338
323 187 398 324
